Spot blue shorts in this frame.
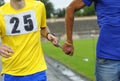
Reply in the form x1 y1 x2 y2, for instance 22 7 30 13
96 58 120 81
3 71 47 81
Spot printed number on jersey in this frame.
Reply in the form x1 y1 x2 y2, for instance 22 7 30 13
4 10 38 35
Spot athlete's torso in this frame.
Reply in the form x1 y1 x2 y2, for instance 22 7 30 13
0 1 47 76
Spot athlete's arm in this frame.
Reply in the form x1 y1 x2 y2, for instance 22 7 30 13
0 45 14 58
0 14 14 58
41 27 59 47
65 0 85 44
62 0 85 55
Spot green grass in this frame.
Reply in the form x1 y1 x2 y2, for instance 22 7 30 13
42 38 97 81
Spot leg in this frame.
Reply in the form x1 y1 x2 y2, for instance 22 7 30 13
96 58 120 81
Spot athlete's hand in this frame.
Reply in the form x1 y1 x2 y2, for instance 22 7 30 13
0 45 14 58
47 33 59 47
62 42 74 56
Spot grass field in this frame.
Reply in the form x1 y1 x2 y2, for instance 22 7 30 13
42 38 97 81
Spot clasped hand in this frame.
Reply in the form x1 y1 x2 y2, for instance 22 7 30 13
62 43 74 56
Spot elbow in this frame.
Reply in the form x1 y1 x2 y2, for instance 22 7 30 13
65 6 75 20
66 6 75 15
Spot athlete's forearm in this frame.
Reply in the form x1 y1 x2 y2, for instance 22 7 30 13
41 26 59 47
41 26 50 38
65 0 85 44
65 7 74 44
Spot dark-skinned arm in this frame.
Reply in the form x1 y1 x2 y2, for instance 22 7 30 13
62 0 85 56
66 0 85 44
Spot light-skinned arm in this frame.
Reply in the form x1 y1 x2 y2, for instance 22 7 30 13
41 27 59 47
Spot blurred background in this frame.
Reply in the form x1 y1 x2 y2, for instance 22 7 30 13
0 0 99 81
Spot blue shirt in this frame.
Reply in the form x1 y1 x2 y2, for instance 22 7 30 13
83 0 120 60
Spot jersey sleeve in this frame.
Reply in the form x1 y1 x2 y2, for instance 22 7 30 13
40 3 47 28
83 0 93 6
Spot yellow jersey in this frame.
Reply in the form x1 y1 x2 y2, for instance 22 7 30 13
0 1 47 76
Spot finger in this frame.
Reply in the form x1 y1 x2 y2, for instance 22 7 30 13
0 53 8 58
65 51 71 55
54 43 61 48
52 39 60 47
4 45 14 52
57 43 62 48
69 49 74 56
69 52 73 56
1 50 12 56
3 45 14 53
0 50 12 58
53 41 58 46
65 49 74 56
1 53 11 58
